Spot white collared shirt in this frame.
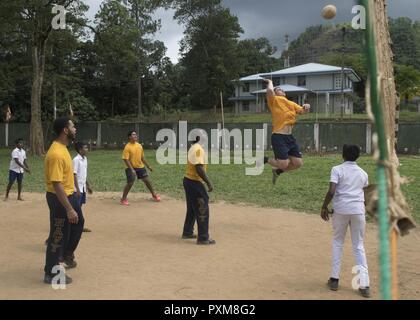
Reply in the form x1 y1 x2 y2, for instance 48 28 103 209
9 148 27 173
330 161 369 215
73 154 88 192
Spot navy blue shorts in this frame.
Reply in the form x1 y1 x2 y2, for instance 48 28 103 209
9 170 23 184
271 134 302 160
78 192 86 206
126 168 148 183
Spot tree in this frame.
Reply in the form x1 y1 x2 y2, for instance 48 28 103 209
389 17 420 70
236 38 281 76
92 0 169 117
173 0 243 111
0 0 88 155
394 64 420 104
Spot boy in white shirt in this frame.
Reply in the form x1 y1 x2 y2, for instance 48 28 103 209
321 144 370 298
5 138 30 201
73 142 93 233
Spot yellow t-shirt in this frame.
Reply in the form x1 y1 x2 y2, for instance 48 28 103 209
185 143 207 182
45 141 75 196
267 95 303 133
122 142 144 169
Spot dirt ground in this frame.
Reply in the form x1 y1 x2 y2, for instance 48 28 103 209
0 192 419 300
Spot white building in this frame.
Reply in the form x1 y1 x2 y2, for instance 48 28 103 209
230 63 362 114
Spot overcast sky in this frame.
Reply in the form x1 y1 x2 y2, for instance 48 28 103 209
83 0 420 63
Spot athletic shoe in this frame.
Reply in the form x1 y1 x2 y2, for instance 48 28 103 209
63 256 77 269
182 234 197 239
153 194 161 202
327 278 339 291
359 287 371 298
44 273 73 285
272 169 281 185
120 199 129 206
83 228 92 233
197 239 216 245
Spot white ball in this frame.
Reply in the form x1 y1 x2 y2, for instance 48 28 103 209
322 4 337 20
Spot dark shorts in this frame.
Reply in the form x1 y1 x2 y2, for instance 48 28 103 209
125 168 148 183
9 170 23 183
78 192 86 206
271 134 302 160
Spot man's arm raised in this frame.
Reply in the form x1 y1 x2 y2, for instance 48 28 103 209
262 78 275 101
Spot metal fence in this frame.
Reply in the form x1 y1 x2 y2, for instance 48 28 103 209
1 121 420 154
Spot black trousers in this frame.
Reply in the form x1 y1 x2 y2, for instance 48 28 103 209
182 177 210 241
44 192 84 275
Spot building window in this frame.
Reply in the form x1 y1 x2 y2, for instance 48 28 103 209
243 83 250 92
242 101 250 112
298 75 306 86
335 75 342 89
273 78 281 86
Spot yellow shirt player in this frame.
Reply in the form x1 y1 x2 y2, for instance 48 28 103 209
44 118 83 285
182 132 215 245
262 79 311 185
120 130 160 205
45 141 75 196
185 142 208 182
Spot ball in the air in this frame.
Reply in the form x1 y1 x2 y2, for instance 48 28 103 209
322 4 337 20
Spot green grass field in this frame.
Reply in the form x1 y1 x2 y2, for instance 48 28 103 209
130 111 420 124
1 148 419 222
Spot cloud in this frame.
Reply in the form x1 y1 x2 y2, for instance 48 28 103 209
82 0 420 63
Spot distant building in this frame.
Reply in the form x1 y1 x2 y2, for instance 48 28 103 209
230 63 362 114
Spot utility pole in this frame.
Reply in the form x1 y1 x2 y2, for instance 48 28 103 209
284 34 290 68
341 26 346 120
138 75 142 118
53 78 57 120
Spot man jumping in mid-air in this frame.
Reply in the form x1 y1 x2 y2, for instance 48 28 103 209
262 78 311 184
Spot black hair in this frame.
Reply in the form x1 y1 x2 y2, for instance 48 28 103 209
53 117 71 136
342 144 360 162
15 138 23 145
127 130 136 138
75 141 87 153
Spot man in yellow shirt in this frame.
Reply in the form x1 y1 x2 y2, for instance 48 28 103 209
120 130 160 205
262 79 311 184
44 117 84 285
182 130 215 245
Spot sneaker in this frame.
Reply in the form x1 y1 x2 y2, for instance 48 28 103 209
120 199 129 206
272 169 281 185
359 287 371 298
197 239 216 245
62 256 77 269
327 278 339 291
182 234 197 239
83 228 92 233
44 273 73 285
152 194 161 202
